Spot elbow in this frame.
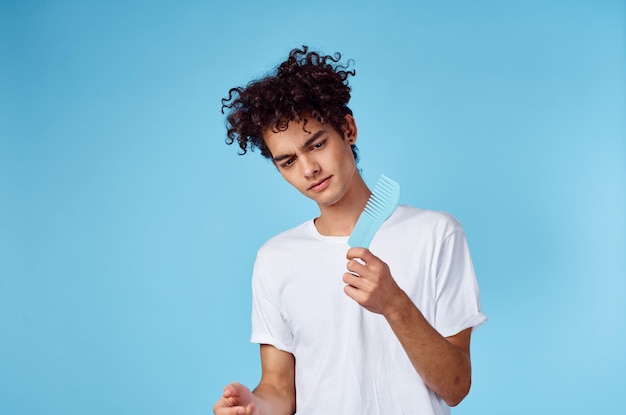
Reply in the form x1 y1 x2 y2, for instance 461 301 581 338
443 377 471 407
444 393 466 408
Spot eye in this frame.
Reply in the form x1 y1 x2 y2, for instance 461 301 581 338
311 140 326 150
281 158 296 168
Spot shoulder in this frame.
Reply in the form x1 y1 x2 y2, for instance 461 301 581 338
257 219 315 257
387 205 464 238
252 219 321 282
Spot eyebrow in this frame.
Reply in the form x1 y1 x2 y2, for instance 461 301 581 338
272 130 326 163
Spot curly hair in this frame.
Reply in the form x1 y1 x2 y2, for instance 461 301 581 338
221 45 358 161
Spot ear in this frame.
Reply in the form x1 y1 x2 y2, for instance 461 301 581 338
343 114 358 144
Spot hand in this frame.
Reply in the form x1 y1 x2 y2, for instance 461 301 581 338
213 382 258 415
343 247 404 316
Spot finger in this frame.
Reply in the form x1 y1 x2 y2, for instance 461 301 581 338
344 283 366 304
214 394 244 408
346 247 379 263
346 258 367 275
217 387 243 409
343 272 363 288
346 247 367 261
213 396 243 413
214 406 247 415
346 248 371 274
223 382 243 398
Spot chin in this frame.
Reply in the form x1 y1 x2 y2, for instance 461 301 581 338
317 194 344 208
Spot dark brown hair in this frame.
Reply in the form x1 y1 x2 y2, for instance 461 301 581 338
221 45 358 161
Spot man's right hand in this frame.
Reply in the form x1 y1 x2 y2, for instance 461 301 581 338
213 382 258 415
213 345 296 415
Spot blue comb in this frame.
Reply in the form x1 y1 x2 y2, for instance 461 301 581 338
348 174 401 248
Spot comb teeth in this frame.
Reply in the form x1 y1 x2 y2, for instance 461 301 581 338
364 176 397 218
348 174 401 248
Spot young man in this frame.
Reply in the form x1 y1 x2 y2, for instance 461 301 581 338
213 46 486 415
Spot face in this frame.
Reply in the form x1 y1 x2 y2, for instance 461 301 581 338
263 115 359 208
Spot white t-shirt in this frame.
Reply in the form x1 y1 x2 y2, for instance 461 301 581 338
251 205 486 415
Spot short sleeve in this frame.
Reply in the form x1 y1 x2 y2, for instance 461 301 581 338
250 254 295 353
434 228 487 337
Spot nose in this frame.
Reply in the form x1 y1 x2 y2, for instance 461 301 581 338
301 156 320 178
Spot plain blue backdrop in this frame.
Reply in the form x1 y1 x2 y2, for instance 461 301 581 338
1 0 624 414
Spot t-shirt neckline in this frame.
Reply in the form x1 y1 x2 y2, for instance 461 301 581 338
306 219 350 243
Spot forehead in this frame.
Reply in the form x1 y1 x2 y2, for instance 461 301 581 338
263 118 327 151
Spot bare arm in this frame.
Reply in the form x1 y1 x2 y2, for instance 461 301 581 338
384 293 472 406
253 345 296 414
213 344 296 415
343 247 472 406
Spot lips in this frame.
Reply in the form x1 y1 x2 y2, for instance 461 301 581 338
308 176 332 192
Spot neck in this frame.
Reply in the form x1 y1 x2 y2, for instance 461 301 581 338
314 174 371 236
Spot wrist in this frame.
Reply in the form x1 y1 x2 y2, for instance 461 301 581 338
383 289 412 321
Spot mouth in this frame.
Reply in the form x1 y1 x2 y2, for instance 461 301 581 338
308 176 332 192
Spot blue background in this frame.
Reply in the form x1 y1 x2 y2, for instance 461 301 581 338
1 0 624 414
